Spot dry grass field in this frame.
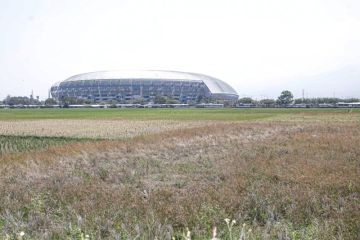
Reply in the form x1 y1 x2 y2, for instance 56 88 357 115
0 109 359 239
0 120 215 139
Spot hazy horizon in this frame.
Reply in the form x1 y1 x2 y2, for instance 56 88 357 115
1 0 359 100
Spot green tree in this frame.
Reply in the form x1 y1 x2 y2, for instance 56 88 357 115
153 96 166 104
131 97 147 104
60 96 78 107
343 98 359 103
238 97 254 104
260 98 276 107
4 96 33 105
277 90 294 105
165 97 180 104
84 99 92 104
45 98 57 105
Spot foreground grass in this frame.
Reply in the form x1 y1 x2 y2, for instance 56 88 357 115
0 120 359 239
0 108 359 121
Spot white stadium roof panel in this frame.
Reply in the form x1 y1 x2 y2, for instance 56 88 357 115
63 70 238 96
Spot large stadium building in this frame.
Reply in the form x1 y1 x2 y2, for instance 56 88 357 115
50 70 238 103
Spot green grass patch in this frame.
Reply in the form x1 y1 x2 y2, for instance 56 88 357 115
0 108 358 121
0 135 87 156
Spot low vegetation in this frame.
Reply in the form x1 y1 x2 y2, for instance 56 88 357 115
0 108 359 121
0 120 214 139
0 109 359 239
0 135 84 156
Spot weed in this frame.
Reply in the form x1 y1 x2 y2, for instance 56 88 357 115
0 111 359 239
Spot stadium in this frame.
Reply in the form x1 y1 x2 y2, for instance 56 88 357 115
50 70 239 103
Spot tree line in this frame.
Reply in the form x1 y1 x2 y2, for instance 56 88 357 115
0 95 190 106
238 90 359 107
1 95 42 106
1 90 359 107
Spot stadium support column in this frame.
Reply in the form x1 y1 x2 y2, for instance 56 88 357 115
180 83 184 102
171 82 175 96
130 79 133 98
97 81 102 102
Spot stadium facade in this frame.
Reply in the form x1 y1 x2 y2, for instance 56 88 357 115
50 70 238 103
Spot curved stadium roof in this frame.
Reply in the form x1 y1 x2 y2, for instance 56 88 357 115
60 70 238 98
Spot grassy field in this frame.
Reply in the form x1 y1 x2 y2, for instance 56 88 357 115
0 135 87 156
0 108 359 121
0 109 359 239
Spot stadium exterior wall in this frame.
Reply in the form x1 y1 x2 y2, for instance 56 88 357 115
50 70 239 103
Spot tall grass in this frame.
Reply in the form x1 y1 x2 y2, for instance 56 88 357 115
0 120 359 239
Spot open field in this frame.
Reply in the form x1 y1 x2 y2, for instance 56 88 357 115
0 120 216 139
0 109 359 239
0 108 359 121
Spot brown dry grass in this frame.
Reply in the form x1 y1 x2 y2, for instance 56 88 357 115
0 121 359 239
0 120 216 139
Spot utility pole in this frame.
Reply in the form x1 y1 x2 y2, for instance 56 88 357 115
302 89 305 102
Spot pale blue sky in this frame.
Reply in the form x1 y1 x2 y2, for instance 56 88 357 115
0 0 359 100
